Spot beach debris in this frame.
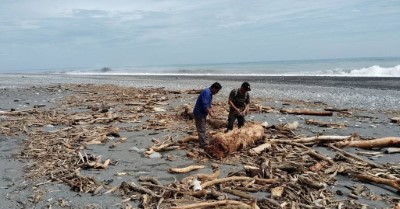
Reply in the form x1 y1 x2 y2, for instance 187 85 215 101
353 173 400 192
282 120 299 130
170 200 259 209
324 107 348 111
168 165 205 173
248 142 271 155
306 118 347 128
384 147 400 154
206 118 226 129
280 108 333 116
335 137 400 149
207 123 264 158
390 117 400 124
1 84 399 208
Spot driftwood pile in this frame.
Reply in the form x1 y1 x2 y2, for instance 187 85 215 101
1 84 400 208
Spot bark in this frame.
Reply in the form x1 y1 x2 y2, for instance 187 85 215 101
170 200 258 209
353 173 400 192
335 137 400 149
280 109 333 116
249 142 271 155
328 145 383 168
206 118 226 129
305 119 346 128
168 165 205 173
201 176 278 189
271 135 351 145
208 124 265 158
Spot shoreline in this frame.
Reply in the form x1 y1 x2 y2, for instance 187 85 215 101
1 74 400 112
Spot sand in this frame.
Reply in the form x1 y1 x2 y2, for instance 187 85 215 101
0 74 399 208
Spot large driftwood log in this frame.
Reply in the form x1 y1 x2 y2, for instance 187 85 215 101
353 173 400 192
208 124 264 158
271 135 351 145
280 109 333 116
335 137 400 149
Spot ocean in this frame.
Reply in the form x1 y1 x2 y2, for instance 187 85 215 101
39 57 400 77
1 57 400 111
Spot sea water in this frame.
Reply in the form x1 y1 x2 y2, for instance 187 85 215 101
45 57 400 77
1 57 399 110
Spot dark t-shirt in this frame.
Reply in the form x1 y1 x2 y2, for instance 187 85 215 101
229 89 250 112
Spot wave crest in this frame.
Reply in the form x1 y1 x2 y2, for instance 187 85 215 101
318 65 400 77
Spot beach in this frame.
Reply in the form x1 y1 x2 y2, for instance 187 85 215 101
1 74 400 208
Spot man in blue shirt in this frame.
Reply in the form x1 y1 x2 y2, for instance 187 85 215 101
193 82 222 148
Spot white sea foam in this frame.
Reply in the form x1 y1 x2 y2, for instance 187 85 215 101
315 65 400 77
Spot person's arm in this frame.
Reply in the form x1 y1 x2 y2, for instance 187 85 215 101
201 90 214 117
206 106 214 117
243 93 250 115
228 90 242 115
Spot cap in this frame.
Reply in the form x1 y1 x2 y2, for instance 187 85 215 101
241 82 251 91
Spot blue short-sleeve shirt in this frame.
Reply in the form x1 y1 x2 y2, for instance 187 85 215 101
193 88 212 118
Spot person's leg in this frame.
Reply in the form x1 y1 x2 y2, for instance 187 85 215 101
195 116 207 147
237 115 245 128
226 111 236 132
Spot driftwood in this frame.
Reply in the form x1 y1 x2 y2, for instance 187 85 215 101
169 165 205 174
328 145 383 168
206 118 226 129
280 108 333 116
353 173 400 192
201 176 278 189
335 137 400 149
288 142 335 165
244 165 260 177
305 119 346 128
119 181 161 198
208 124 264 158
271 135 351 145
222 188 255 200
390 117 400 123
324 107 349 112
171 200 259 209
2 84 394 208
249 142 271 155
384 148 400 154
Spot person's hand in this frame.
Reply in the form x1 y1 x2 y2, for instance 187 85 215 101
235 109 242 115
209 110 215 118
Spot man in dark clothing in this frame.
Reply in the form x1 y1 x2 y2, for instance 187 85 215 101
193 82 222 148
226 82 251 132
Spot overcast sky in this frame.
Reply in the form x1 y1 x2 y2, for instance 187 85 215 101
0 0 399 72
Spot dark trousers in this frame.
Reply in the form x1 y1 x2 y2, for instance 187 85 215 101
226 111 245 131
194 116 208 147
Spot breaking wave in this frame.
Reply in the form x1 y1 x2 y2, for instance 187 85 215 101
315 65 400 77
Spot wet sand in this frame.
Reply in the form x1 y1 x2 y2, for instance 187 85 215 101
0 75 400 208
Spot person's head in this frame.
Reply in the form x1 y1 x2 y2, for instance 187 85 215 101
240 82 251 92
210 82 222 95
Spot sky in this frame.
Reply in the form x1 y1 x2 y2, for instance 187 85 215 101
0 0 399 72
